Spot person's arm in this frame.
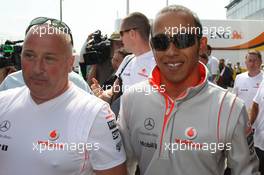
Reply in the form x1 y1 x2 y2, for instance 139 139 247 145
91 78 120 103
87 65 97 86
227 106 260 175
250 102 259 125
117 94 137 175
88 104 127 175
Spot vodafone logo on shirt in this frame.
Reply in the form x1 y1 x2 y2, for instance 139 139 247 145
185 127 198 140
138 68 148 77
49 130 59 141
36 129 63 149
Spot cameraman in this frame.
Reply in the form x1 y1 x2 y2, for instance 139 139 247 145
87 32 123 86
80 31 123 86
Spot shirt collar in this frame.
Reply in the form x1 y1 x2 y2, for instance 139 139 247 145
149 62 208 100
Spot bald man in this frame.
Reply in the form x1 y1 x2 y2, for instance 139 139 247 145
0 17 126 175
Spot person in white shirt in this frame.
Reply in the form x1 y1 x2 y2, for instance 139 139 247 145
0 17 126 175
91 12 156 104
207 45 219 83
233 50 263 113
249 50 264 175
0 70 93 94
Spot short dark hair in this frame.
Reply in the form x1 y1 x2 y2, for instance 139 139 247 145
155 5 203 41
121 12 150 41
247 50 262 61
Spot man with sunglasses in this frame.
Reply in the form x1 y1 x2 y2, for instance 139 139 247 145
0 17 126 175
118 5 259 175
91 12 156 112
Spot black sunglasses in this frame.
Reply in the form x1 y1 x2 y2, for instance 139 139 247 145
25 17 74 45
150 33 196 51
119 28 137 37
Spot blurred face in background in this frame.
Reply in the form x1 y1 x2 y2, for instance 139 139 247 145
245 53 262 74
111 51 125 71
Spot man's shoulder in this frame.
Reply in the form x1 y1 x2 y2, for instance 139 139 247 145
6 70 23 79
0 70 25 89
0 86 28 112
124 54 135 62
235 72 248 80
0 86 26 98
238 71 248 77
115 54 135 76
70 84 106 107
208 82 244 107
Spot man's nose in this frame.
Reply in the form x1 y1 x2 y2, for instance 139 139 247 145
32 58 45 74
166 42 180 57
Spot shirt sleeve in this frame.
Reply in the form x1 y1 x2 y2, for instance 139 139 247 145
227 106 260 175
117 94 137 175
88 103 126 170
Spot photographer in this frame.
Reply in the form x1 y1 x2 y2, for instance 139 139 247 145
87 32 123 86
80 31 123 86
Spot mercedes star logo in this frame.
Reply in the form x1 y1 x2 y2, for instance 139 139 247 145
144 118 155 130
0 120 11 132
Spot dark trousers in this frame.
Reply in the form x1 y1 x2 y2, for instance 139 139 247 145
255 147 264 175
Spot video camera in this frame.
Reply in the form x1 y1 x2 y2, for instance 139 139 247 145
83 30 111 65
0 40 23 70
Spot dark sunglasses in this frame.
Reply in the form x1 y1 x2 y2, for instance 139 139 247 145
150 33 196 51
120 28 137 37
25 17 74 45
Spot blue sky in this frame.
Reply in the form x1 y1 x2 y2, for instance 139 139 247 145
0 0 230 52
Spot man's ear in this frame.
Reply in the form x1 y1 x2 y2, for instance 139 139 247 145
129 29 137 39
67 55 74 73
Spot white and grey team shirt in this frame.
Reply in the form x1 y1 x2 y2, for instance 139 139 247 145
0 84 125 175
118 64 259 175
